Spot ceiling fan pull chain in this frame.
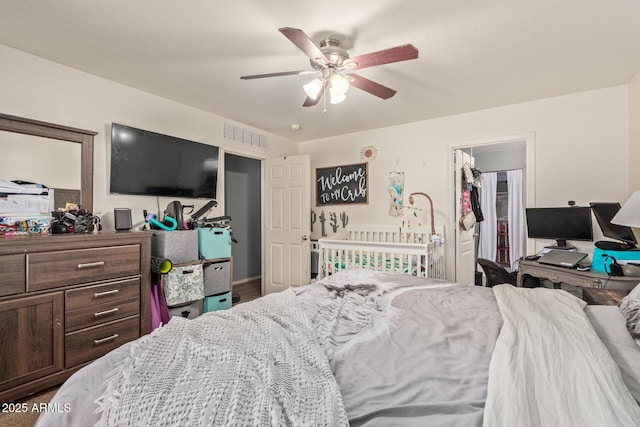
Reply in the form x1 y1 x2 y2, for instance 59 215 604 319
323 80 328 113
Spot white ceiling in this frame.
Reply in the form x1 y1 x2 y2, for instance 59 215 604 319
2 0 640 143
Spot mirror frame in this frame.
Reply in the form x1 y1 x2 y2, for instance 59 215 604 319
0 113 96 212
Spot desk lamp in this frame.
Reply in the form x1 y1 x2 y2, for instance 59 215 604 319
612 190 640 229
612 191 640 273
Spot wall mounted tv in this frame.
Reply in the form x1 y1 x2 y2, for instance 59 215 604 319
110 123 219 199
525 206 593 249
589 202 637 247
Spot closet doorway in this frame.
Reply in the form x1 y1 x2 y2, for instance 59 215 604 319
224 153 262 288
449 134 536 283
475 167 525 273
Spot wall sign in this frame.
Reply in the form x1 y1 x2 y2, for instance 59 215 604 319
316 162 368 205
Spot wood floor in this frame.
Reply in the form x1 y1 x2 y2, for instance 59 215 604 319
1 279 263 426
232 278 262 305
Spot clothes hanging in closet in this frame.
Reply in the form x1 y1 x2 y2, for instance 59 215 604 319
462 164 484 223
470 185 484 222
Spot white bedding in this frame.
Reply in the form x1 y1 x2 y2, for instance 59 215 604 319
36 272 640 427
95 289 347 427
484 285 640 427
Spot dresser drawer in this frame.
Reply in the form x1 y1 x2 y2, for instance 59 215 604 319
65 316 140 368
0 254 25 297
66 296 140 333
28 245 141 292
65 278 140 311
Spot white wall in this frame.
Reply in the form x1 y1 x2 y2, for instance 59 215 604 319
629 71 640 192
0 45 299 229
473 148 526 173
300 85 631 259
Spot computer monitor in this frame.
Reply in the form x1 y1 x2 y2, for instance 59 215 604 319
589 202 637 248
525 206 593 249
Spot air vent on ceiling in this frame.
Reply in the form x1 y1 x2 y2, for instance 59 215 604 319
223 123 268 148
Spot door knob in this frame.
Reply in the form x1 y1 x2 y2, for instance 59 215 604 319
301 235 309 241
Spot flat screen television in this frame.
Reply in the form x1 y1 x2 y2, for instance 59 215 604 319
589 202 637 248
110 123 219 199
525 206 593 249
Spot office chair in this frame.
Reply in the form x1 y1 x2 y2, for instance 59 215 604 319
476 258 518 287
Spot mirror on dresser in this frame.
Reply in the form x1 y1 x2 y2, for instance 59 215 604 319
0 113 96 212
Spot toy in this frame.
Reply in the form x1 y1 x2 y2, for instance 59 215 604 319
145 212 178 231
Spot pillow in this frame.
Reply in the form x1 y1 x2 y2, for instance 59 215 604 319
585 305 640 404
619 283 640 339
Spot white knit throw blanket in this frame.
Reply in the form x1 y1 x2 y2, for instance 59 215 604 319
95 289 348 427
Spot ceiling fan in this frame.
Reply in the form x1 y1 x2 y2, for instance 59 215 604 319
240 27 419 107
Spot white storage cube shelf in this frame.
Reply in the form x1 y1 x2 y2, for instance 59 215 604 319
151 229 233 319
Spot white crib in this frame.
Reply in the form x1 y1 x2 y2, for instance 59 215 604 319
316 225 445 280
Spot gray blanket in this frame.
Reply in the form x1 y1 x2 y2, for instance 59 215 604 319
297 270 503 427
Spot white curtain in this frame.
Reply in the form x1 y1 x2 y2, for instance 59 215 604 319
477 172 498 262
507 169 526 269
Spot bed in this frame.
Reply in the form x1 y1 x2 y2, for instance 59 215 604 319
36 270 640 427
316 225 446 280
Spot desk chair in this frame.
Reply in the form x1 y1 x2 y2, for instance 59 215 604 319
476 258 517 287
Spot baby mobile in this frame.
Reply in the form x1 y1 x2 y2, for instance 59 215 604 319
388 160 405 217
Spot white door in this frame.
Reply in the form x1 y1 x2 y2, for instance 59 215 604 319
264 155 311 294
454 149 477 285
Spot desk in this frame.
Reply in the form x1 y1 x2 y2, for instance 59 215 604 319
517 260 640 291
581 287 629 305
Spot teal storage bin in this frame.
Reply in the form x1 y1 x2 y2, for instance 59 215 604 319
591 247 640 273
203 291 232 312
198 227 231 259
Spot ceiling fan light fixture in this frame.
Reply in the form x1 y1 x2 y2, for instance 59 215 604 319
329 73 350 95
303 78 324 100
329 87 347 104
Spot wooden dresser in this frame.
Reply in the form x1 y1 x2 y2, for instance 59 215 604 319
0 232 151 403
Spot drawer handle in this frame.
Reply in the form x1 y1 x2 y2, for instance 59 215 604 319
94 289 120 298
78 261 105 269
94 307 120 318
94 334 119 345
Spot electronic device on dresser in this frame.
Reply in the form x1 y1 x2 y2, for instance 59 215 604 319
110 123 219 199
525 206 593 250
114 208 133 230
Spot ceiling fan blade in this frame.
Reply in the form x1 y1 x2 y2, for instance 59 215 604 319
240 70 316 80
302 94 322 107
279 27 329 65
343 44 418 71
349 73 397 99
